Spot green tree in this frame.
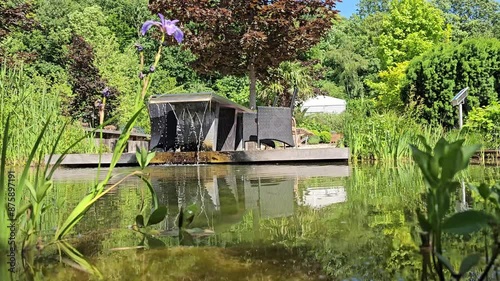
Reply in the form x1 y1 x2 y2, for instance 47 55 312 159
308 16 380 99
213 75 250 106
378 0 448 69
357 0 390 18
366 61 409 110
405 38 500 127
260 61 314 107
431 0 500 41
83 0 151 50
148 0 339 109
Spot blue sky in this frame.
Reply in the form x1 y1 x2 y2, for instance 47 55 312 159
336 0 500 18
337 0 359 17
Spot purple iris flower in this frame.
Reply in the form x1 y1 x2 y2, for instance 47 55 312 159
141 14 184 43
149 65 155 73
139 72 145 80
101 87 110 98
134 43 144 52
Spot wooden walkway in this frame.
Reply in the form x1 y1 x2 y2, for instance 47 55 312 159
45 147 349 167
472 150 500 165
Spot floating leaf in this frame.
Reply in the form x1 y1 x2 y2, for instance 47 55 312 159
147 206 168 226
442 210 492 235
459 253 480 276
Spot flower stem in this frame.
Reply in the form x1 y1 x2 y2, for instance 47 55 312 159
99 97 106 126
140 34 165 102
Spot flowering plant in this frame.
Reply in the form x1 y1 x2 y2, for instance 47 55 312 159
137 13 184 102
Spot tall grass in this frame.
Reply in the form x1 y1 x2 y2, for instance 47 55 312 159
343 111 499 163
0 64 97 165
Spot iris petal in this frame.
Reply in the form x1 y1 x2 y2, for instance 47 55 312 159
158 13 166 27
141 20 159 36
165 24 177 35
173 29 184 43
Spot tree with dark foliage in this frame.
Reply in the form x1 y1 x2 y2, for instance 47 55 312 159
148 0 340 109
0 2 37 39
0 1 38 63
67 35 118 126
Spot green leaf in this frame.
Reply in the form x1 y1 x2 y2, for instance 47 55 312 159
433 138 448 160
43 120 69 179
25 181 37 202
18 116 52 198
459 253 481 276
15 203 32 220
135 150 143 169
146 235 165 249
416 135 432 153
145 151 156 167
135 174 158 210
57 241 102 278
147 206 168 226
442 210 492 235
460 144 481 170
441 145 462 181
410 145 437 185
135 215 145 227
0 113 12 211
477 183 491 200
179 230 194 246
36 180 53 203
436 253 456 275
56 193 94 239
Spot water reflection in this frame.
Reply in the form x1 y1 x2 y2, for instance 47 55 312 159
147 164 350 232
23 164 500 280
302 187 347 209
51 164 350 234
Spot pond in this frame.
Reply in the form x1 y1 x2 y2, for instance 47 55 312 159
4 163 500 280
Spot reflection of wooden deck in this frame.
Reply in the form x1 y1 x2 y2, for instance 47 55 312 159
45 146 349 167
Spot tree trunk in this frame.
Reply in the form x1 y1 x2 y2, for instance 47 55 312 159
249 60 257 110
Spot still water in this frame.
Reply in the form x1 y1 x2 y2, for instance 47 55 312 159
19 164 500 280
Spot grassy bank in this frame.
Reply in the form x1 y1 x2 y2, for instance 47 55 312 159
0 65 98 165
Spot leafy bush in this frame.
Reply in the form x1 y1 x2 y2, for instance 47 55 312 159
465 103 500 143
319 131 331 143
298 112 345 133
405 38 500 127
307 135 320 145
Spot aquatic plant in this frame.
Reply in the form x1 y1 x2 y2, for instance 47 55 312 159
0 13 185 278
410 136 500 280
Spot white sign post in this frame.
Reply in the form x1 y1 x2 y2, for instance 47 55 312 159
451 87 469 129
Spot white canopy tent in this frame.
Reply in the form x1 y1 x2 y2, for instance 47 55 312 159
301 95 346 115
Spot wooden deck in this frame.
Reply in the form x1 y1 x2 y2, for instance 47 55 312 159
471 149 500 165
45 146 349 167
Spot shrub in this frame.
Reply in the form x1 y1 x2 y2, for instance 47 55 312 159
405 38 500 127
464 103 500 143
319 131 331 143
307 135 320 145
298 112 345 133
